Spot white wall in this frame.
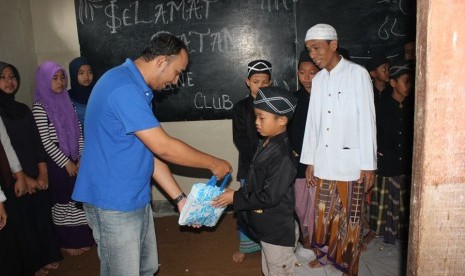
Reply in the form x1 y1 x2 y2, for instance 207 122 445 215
0 0 36 106
0 0 239 200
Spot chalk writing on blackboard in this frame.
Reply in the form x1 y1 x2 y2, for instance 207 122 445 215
100 0 217 33
378 16 406 41
194 93 234 110
78 0 103 24
150 28 233 53
261 0 290 12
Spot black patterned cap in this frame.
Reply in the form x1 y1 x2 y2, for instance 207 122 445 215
253 87 297 119
389 59 413 79
247 59 272 78
366 55 389 72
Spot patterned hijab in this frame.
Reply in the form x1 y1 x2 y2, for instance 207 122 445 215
35 61 80 159
68 57 95 104
0 62 28 119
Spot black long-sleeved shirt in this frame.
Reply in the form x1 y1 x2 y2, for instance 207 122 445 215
288 87 310 178
234 132 297 247
376 95 414 176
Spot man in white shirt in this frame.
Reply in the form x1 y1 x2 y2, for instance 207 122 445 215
300 24 377 276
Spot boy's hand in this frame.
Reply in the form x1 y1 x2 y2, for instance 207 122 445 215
212 189 234 208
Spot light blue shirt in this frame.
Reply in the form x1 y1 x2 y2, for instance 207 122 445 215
300 57 377 181
73 59 160 211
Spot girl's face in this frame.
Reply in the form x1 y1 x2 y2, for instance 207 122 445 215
246 73 271 99
0 67 18 94
51 70 66 94
77 64 93 87
298 61 319 93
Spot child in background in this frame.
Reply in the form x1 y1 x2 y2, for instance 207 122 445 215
231 59 272 262
403 40 416 62
366 55 391 109
32 61 94 256
68 57 95 127
288 50 319 249
365 60 414 247
214 86 298 276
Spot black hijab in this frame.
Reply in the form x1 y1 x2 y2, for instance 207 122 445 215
68 57 95 104
0 62 29 119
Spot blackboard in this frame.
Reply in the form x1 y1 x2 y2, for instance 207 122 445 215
74 0 297 122
74 0 415 122
296 0 416 63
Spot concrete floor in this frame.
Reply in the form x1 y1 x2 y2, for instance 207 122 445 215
153 200 406 276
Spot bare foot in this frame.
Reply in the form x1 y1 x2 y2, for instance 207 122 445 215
308 258 325 268
34 268 49 276
62 248 84 256
44 262 59 270
232 251 246 263
80 247 91 252
361 231 376 252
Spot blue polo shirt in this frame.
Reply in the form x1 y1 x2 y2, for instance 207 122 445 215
72 59 160 211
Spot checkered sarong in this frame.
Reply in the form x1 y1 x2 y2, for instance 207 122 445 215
369 175 410 244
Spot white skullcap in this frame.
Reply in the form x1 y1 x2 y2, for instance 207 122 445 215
305 24 338 41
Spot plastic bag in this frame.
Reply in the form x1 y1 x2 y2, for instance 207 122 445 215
178 174 231 227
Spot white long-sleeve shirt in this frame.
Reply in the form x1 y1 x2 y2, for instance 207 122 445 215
0 186 5 202
0 117 22 174
300 57 377 181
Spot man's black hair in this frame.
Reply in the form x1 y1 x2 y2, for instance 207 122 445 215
141 33 188 62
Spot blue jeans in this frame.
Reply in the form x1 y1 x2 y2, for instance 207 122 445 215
83 203 158 276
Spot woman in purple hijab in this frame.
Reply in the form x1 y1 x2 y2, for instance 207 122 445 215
32 61 94 256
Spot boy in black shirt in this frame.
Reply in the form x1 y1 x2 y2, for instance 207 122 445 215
214 87 298 275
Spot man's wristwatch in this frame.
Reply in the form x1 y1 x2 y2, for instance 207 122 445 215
172 192 187 205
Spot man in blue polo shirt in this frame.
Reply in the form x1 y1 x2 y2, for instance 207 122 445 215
72 34 231 276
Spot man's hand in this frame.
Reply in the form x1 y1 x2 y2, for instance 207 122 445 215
305 165 318 187
210 158 232 180
358 170 375 190
176 197 200 228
